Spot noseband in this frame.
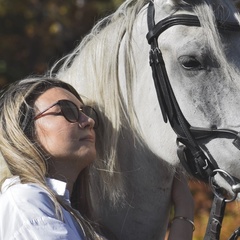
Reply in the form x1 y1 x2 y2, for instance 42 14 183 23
146 1 240 239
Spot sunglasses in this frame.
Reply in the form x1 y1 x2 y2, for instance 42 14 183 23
34 99 99 129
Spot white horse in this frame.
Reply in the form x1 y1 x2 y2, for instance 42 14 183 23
52 0 240 239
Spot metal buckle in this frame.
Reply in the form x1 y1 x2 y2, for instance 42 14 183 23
210 169 239 203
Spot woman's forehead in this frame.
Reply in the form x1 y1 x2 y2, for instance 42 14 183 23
34 87 83 109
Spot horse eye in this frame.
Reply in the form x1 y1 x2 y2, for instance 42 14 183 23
178 56 203 70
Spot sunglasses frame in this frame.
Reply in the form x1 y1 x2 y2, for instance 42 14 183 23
34 99 99 129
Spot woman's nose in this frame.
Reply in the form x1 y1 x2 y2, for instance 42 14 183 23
78 113 95 129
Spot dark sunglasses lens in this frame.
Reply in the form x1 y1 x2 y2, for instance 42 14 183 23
82 106 99 128
61 101 79 122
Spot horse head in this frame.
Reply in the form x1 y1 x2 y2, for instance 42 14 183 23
130 0 240 196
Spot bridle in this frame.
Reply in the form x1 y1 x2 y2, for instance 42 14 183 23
146 1 240 239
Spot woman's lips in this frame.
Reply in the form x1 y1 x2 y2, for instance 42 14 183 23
79 134 95 142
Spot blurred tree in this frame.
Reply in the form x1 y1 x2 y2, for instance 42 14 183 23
0 0 124 86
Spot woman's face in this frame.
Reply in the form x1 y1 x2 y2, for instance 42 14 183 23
34 87 96 174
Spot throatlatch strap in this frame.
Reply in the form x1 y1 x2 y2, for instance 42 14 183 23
204 196 226 240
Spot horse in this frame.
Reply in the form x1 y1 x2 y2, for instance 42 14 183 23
51 0 240 239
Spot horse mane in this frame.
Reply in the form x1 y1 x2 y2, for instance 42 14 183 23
49 0 240 205
50 0 149 205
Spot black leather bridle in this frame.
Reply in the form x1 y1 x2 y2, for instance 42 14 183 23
146 1 240 239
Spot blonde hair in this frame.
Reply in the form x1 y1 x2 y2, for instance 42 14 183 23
0 77 106 240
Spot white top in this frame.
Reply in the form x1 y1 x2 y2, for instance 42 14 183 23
0 176 85 240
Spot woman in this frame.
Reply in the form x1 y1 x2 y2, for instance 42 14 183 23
0 77 103 240
0 77 194 240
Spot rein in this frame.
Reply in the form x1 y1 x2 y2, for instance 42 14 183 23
146 1 240 239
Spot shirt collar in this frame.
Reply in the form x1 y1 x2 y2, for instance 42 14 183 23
1 176 70 204
1 176 20 193
46 178 70 203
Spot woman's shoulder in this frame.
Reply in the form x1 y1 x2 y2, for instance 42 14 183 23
0 177 84 240
0 177 56 218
